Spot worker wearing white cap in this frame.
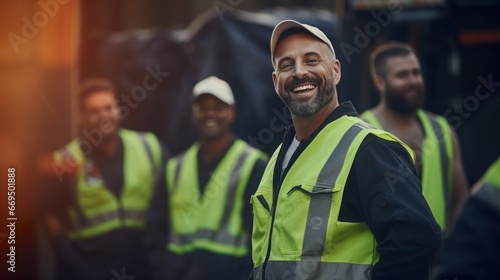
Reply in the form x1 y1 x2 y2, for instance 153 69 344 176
250 20 441 280
164 76 268 280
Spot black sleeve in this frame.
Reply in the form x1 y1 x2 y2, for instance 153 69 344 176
39 160 96 277
145 143 170 280
340 135 442 280
431 195 500 280
243 157 268 231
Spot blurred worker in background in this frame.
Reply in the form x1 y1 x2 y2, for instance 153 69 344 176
42 78 166 280
361 42 469 235
432 157 500 280
162 76 268 280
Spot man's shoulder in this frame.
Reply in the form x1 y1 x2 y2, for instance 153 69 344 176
357 133 396 150
418 109 452 127
168 142 199 163
356 133 412 162
235 138 269 159
120 128 158 139
120 129 164 151
359 108 374 118
53 138 81 160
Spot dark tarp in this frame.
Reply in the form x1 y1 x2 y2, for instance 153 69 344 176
99 8 339 155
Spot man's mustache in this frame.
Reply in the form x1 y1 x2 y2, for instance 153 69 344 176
284 76 321 92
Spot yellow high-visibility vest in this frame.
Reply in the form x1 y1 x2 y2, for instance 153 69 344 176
167 139 267 256
361 109 453 231
53 129 162 239
251 116 414 280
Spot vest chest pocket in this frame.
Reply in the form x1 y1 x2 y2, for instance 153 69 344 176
251 194 272 264
278 184 338 256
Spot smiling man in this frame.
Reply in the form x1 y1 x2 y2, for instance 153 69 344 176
250 20 442 280
164 76 268 280
361 42 469 235
44 78 165 280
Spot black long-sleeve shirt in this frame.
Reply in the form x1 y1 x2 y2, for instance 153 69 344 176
275 102 442 280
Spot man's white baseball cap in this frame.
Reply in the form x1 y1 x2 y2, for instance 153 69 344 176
192 76 235 105
270 20 335 68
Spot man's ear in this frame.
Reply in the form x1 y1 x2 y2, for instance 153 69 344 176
228 106 236 124
373 74 385 94
272 71 279 94
333 59 341 85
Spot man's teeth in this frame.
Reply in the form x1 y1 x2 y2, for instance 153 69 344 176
293 84 316 93
205 120 217 126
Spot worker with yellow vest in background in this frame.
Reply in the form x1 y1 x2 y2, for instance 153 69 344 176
42 78 166 280
163 76 268 280
251 20 442 280
361 42 469 235
432 157 500 280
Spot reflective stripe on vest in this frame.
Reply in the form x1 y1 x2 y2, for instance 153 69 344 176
68 209 147 232
361 109 453 230
419 110 452 230
301 123 364 256
253 261 372 280
168 140 264 256
55 129 159 239
252 116 413 280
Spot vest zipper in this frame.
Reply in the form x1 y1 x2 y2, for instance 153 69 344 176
261 126 292 280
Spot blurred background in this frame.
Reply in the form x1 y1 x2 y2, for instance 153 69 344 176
0 0 499 279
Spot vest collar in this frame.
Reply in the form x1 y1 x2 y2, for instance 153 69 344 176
276 101 360 189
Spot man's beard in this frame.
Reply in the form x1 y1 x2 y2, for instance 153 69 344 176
385 82 425 116
279 76 335 118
